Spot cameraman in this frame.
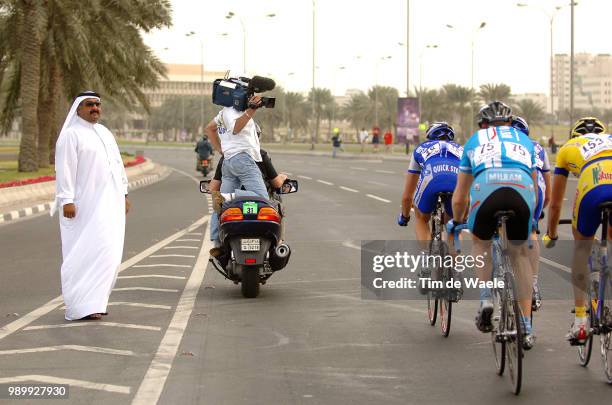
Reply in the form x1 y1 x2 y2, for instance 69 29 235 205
205 95 268 200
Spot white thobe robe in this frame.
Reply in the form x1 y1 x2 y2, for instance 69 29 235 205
55 116 128 320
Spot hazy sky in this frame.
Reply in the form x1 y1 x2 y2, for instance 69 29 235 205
143 0 612 96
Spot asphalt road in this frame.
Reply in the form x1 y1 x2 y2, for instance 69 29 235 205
0 147 609 405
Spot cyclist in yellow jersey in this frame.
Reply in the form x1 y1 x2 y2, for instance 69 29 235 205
544 117 612 344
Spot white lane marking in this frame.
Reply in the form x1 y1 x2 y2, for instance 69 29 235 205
349 167 367 171
0 216 208 342
117 275 186 280
317 179 334 186
175 239 201 242
108 302 172 310
539 256 571 273
367 180 390 187
260 331 291 349
0 345 135 356
132 264 191 268
114 287 178 293
0 375 131 394
342 240 361 250
150 254 196 258
298 175 312 180
132 222 212 404
24 322 161 332
340 186 359 193
375 169 395 174
366 194 391 203
163 246 199 250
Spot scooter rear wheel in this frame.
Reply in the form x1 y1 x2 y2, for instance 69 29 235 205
240 265 260 298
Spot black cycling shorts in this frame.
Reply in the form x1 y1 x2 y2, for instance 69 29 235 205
472 187 531 241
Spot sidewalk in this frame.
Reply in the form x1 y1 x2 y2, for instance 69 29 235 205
0 159 170 224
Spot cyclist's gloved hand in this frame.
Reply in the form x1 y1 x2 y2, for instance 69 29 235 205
446 219 464 235
397 213 409 226
542 233 558 248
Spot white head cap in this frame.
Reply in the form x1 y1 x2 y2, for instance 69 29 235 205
59 90 101 134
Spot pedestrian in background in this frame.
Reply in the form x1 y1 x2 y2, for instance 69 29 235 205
372 126 380 153
53 91 129 321
331 127 343 158
384 129 393 153
359 127 369 152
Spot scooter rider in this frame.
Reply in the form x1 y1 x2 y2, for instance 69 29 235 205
195 134 213 160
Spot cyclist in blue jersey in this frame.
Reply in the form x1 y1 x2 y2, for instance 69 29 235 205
511 116 551 311
398 122 463 244
448 101 538 349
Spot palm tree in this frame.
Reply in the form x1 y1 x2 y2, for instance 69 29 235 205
478 83 512 104
367 85 399 133
307 87 333 144
442 84 476 140
342 91 369 134
284 91 308 140
257 85 285 142
0 0 172 170
515 99 545 127
415 88 453 125
17 0 42 172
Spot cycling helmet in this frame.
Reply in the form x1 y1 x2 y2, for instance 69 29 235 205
569 116 606 139
477 101 513 126
426 121 455 141
511 116 530 136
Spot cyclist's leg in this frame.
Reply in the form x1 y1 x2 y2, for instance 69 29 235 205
530 186 544 308
413 208 432 245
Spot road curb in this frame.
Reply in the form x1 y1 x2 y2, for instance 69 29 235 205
0 162 170 225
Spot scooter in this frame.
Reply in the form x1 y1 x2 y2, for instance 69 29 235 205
196 155 213 177
202 179 298 298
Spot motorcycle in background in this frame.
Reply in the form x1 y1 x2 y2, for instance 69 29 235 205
196 154 213 177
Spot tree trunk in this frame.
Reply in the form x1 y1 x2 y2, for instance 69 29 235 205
37 59 59 168
48 69 65 165
18 0 42 172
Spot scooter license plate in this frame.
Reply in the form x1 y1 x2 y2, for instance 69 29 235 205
241 238 260 251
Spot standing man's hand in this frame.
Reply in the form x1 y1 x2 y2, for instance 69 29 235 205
125 196 131 215
63 203 76 218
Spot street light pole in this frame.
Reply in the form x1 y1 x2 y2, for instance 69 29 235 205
419 44 438 120
406 0 410 97
311 0 316 150
447 22 486 135
185 31 205 134
226 12 276 75
570 1 575 124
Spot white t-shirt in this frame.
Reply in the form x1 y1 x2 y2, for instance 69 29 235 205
214 107 262 162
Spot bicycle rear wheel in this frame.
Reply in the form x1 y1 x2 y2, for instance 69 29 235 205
600 270 612 383
427 291 438 325
504 271 523 395
491 286 505 376
438 242 452 337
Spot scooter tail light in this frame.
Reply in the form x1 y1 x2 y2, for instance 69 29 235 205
257 207 281 222
245 258 257 264
220 208 243 223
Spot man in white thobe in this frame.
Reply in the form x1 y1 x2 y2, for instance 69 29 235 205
53 91 129 321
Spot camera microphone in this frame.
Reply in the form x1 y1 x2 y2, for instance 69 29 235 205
249 76 276 93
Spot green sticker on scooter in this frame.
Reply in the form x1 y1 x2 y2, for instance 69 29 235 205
242 201 258 215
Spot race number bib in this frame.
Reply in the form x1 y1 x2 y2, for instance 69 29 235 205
505 142 532 167
242 201 258 215
446 143 463 159
472 142 502 168
579 136 612 161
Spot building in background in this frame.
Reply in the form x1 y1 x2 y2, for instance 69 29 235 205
553 53 612 116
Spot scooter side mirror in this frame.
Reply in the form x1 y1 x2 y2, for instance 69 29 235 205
279 179 298 194
199 180 211 194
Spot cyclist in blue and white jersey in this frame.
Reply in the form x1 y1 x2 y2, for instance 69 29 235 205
511 116 551 311
447 101 538 349
398 122 463 244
